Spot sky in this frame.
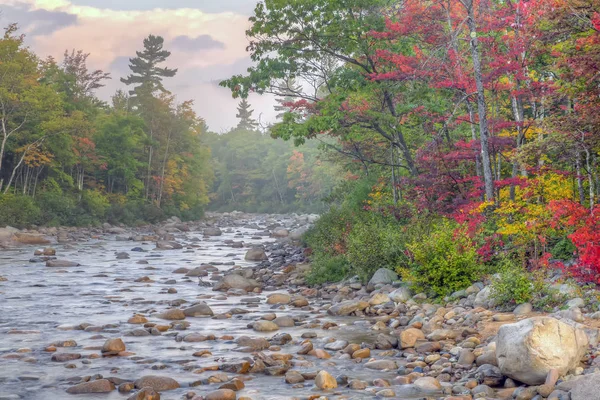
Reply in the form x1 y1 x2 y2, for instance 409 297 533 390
0 0 276 132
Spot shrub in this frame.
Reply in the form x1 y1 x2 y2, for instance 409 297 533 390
306 254 349 284
404 219 482 297
0 194 41 227
346 215 407 282
490 259 535 306
35 186 77 226
81 189 110 222
551 237 577 261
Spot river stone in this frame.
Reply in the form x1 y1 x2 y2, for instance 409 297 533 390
204 227 222 236
315 371 337 390
13 233 50 245
570 372 600 400
267 293 291 304
273 316 295 328
0 226 18 242
253 320 279 332
235 336 270 351
66 379 115 394
370 292 391 306
51 353 81 362
389 287 412 303
272 229 289 237
127 387 160 400
155 241 182 250
158 309 185 320
327 300 369 316
244 248 268 261
183 302 214 317
365 360 397 370
204 389 236 400
368 268 398 286
496 316 588 385
285 370 305 384
400 328 425 349
46 259 80 268
413 377 442 392
101 338 126 355
324 340 348 351
213 274 262 292
134 376 179 391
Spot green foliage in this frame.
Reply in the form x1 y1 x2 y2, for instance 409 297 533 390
490 259 535 306
346 216 407 281
0 194 41 227
80 189 110 221
551 237 577 261
404 219 482 297
306 254 349 285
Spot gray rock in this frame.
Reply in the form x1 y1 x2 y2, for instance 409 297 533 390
66 379 115 394
496 317 588 385
513 303 533 315
244 247 268 261
368 268 398 286
183 302 213 317
213 274 262 292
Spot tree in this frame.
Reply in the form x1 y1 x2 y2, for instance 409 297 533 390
120 35 177 96
274 78 302 120
235 99 258 131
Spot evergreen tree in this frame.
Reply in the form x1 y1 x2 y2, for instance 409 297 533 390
274 78 302 120
120 35 177 96
235 98 258 131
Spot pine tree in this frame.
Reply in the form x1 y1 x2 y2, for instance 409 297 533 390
120 35 177 96
235 98 258 131
274 78 301 120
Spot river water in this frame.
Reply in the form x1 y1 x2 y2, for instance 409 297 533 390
0 218 400 400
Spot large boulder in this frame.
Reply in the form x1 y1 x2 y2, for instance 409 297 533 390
496 317 588 385
213 274 262 292
244 247 268 261
368 268 398 286
389 286 412 303
0 226 19 242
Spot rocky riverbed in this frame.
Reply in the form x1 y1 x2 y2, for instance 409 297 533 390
1 213 600 400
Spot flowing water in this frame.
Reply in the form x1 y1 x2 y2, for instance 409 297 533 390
0 219 401 400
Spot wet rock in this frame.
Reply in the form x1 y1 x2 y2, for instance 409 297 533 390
101 338 126 356
315 371 337 390
327 300 369 316
51 353 81 362
236 336 270 351
155 241 183 250
46 259 80 268
158 309 186 320
273 316 294 328
214 274 262 292
266 293 291 304
400 328 425 349
128 315 148 324
413 377 442 392
127 387 160 400
285 370 305 384
253 320 279 332
324 340 348 351
244 247 268 262
13 233 50 245
352 348 370 359
204 227 223 236
365 360 397 370
220 361 251 374
272 229 289 238
368 268 398 286
183 302 214 317
205 389 236 400
134 376 180 391
496 317 588 385
66 379 115 394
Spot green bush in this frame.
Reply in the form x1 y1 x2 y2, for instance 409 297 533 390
404 219 482 297
306 254 349 284
346 216 407 281
551 237 577 261
490 259 534 306
35 185 77 226
81 189 110 222
0 194 41 227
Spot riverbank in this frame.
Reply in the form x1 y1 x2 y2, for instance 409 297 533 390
0 213 598 400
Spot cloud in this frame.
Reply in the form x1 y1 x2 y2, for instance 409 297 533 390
171 34 225 52
0 2 77 36
2 0 276 131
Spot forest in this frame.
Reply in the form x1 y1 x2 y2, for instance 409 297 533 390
0 23 336 227
220 0 600 297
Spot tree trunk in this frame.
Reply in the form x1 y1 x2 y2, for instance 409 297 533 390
463 0 495 202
